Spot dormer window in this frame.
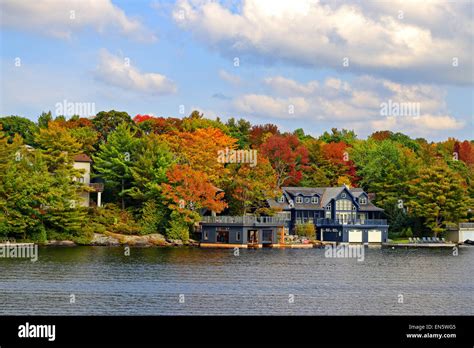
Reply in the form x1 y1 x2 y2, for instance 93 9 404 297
304 197 310 203
311 196 319 204
359 197 367 204
278 195 285 203
325 204 331 210
341 193 346 198
296 196 303 204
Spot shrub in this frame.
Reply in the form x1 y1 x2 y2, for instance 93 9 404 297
403 227 413 238
295 222 315 239
165 214 189 241
139 200 169 235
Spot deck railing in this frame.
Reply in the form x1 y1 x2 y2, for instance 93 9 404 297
201 215 286 225
459 223 474 229
316 218 388 226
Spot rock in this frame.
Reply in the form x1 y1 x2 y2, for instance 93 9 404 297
46 240 76 246
186 239 199 247
91 233 120 246
147 234 169 246
168 239 183 246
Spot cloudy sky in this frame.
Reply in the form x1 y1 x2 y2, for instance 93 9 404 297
1 0 473 140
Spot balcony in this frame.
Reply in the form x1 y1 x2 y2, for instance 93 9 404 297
316 218 388 226
459 223 474 229
201 215 286 225
89 183 104 192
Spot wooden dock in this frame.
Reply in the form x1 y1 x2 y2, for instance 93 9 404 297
382 242 456 248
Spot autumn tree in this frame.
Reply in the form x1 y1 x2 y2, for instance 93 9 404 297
161 164 227 240
225 156 279 215
163 127 237 186
249 124 279 148
408 165 470 236
260 134 309 187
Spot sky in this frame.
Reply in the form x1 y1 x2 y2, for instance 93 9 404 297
0 0 473 141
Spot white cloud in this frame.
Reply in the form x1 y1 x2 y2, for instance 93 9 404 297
1 0 156 42
94 49 177 95
264 76 318 96
218 69 241 85
232 74 465 136
173 0 473 85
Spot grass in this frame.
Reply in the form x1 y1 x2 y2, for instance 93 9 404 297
389 238 411 244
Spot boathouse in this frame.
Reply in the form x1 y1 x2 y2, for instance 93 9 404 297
199 216 285 248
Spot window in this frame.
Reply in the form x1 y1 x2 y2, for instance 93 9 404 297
359 197 367 204
203 231 208 240
278 195 285 203
336 199 353 211
341 193 346 198
325 210 331 218
311 196 319 204
236 232 241 241
325 204 331 210
304 197 310 203
296 196 303 203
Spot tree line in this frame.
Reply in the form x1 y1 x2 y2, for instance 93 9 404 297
1 110 473 242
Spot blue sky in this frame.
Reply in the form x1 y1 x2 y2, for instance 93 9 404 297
1 0 473 141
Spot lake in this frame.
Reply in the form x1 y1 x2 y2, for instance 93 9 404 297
0 246 473 315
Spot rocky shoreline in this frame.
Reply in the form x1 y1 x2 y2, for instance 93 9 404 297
46 232 199 247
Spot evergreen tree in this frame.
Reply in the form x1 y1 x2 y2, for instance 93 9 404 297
93 123 140 209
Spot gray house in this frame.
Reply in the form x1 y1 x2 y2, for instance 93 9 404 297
267 185 389 244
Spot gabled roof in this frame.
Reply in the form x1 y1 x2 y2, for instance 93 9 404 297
73 154 92 163
267 186 384 212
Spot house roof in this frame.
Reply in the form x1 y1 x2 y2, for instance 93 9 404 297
268 186 383 212
73 154 92 163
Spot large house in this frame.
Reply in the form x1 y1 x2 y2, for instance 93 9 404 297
268 185 388 243
199 185 388 247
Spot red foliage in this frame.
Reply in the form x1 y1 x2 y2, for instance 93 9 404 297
322 142 360 186
370 130 392 141
133 114 182 134
457 140 474 166
260 134 309 187
65 117 93 129
133 114 155 123
249 124 279 148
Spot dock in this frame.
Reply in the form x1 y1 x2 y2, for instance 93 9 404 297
382 242 456 248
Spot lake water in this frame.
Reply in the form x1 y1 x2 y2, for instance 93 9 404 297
0 246 473 315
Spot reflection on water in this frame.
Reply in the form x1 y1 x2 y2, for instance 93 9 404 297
0 246 473 315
